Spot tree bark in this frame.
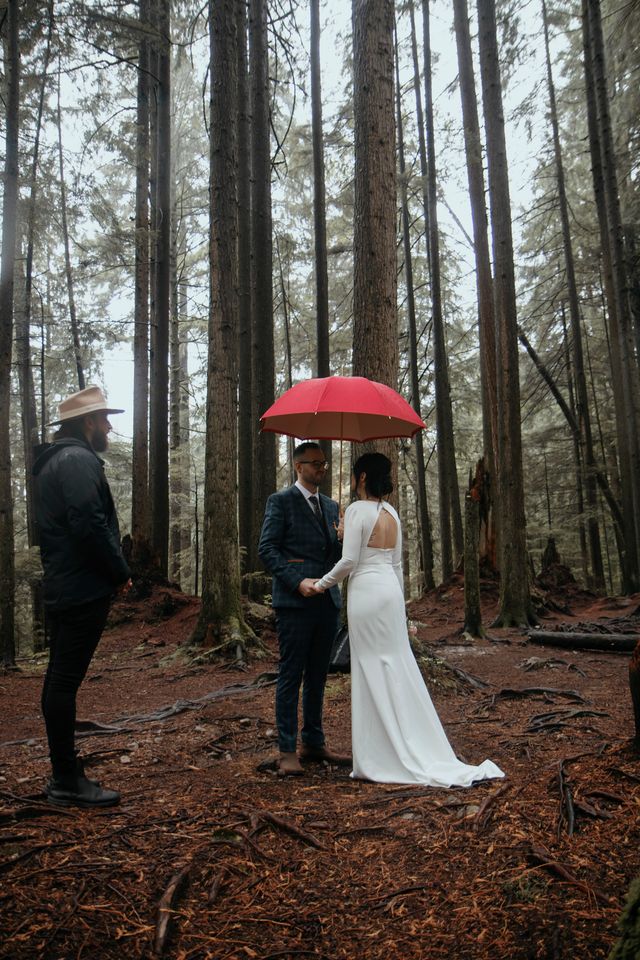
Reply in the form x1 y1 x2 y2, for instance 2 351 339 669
310 0 332 496
132 0 151 565
56 61 85 390
560 305 590 587
352 0 398 479
20 0 52 547
463 488 484 637
192 0 251 655
249 0 276 578
0 0 19 667
629 640 640 744
583 0 640 591
169 201 186 585
149 0 171 577
18 0 53 653
419 0 463 577
397 13 434 591
477 0 533 626
237 0 253 579
542 0 604 592
452 0 498 568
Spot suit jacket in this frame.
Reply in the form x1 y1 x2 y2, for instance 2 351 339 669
258 484 342 610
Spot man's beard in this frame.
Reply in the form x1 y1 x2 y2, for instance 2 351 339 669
91 428 109 453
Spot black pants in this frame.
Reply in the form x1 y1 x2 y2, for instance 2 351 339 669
275 596 339 753
41 596 111 778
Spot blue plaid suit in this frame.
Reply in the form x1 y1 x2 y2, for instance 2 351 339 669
259 484 342 752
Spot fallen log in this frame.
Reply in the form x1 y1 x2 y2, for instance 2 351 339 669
529 630 638 652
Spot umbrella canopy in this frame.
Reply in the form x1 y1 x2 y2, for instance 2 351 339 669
260 375 425 443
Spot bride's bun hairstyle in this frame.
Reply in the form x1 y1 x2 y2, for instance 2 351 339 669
353 452 393 498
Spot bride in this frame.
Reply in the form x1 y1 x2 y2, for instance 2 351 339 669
312 452 504 787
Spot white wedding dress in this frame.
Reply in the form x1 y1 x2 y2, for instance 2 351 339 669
316 500 504 786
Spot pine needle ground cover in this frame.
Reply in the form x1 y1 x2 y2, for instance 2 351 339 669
1 582 638 959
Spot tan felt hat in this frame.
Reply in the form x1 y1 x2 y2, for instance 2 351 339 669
47 385 125 425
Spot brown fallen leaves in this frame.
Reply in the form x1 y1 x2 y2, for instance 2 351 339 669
1 584 640 959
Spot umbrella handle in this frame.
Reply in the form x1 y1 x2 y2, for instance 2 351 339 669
338 429 343 508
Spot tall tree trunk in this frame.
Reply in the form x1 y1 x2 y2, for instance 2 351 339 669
132 0 151 565
149 0 171 576
561 305 589 586
583 0 640 591
419 0 463 576
178 303 190 584
542 0 604 592
451 0 498 570
310 0 332 495
275 236 296 479
148 9 159 524
40 253 51 441
396 15 434 592
477 0 533 626
193 463 200 597
19 0 52 654
584 313 625 587
463 485 483 638
276 236 293 392
169 199 184 585
249 0 276 575
237 0 253 579
192 0 251 654
352 0 398 479
56 62 85 390
0 0 19 667
624 225 640 372
20 0 52 542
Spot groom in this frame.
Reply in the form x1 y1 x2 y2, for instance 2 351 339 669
259 442 349 776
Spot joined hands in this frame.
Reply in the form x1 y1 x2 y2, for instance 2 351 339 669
297 578 325 596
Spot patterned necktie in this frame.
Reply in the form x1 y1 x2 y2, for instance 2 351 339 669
311 494 331 548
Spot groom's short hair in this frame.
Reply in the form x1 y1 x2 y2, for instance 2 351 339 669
293 441 323 461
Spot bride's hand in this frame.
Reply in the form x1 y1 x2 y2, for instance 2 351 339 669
311 580 325 594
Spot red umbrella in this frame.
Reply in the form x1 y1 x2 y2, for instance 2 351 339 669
260 375 425 443
260 376 426 503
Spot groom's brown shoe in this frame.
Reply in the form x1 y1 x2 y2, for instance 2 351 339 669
277 752 304 777
300 745 352 767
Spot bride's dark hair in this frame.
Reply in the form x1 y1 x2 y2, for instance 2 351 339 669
353 452 393 499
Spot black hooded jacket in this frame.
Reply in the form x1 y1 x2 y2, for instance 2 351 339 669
33 438 130 610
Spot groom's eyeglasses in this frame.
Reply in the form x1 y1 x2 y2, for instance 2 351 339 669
298 460 329 469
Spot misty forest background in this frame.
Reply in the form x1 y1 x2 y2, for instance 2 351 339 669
0 0 639 665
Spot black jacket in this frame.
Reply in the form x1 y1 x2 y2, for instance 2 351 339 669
33 439 130 610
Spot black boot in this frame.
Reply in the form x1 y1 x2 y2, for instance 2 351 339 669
75 755 99 786
46 774 120 808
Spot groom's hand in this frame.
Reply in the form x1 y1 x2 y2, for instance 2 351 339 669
298 578 318 597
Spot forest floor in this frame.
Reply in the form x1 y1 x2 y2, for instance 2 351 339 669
1 572 639 960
